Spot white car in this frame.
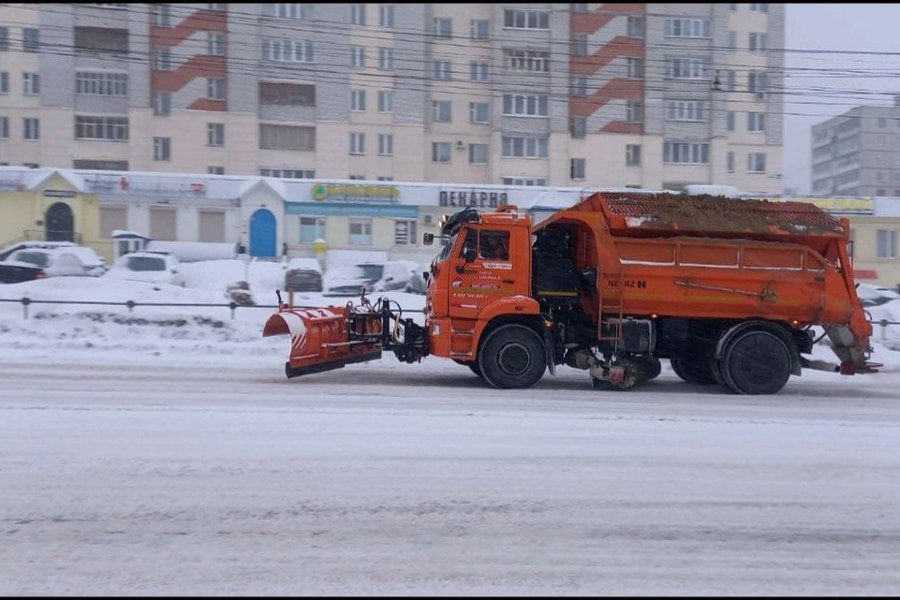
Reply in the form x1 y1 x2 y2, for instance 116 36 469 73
0 241 106 276
105 252 185 287
0 248 91 283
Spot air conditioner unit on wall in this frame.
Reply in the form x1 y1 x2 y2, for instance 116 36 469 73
423 214 433 225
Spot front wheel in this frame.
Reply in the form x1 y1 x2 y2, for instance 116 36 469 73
478 324 546 389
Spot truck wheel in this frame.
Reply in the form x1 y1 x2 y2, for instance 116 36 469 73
468 362 483 378
670 353 717 384
478 324 546 389
720 329 791 394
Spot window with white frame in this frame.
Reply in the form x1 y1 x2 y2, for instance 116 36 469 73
152 91 171 115
0 27 8 51
747 112 766 131
351 45 365 67
0 71 7 93
262 39 314 63
571 116 586 138
379 4 395 27
259 125 315 150
726 111 735 131
377 176 393 181
502 177 546 186
76 71 127 95
502 93 548 117
570 158 585 180
378 90 393 112
260 168 315 178
153 136 170 160
626 144 641 166
432 60 452 80
747 152 766 172
503 9 549 30
23 72 39 95
350 89 366 111
667 58 709 79
208 166 224 174
207 31 225 55
470 61 489 81
349 219 372 245
626 58 644 78
24 118 40 140
573 34 588 57
378 133 393 155
350 4 366 25
152 4 172 26
300 216 325 243
626 101 643 123
207 77 225 100
394 220 417 245
749 32 767 51
470 102 489 124
349 174 365 180
0 117 8 138
378 47 394 69
349 132 365 154
74 115 129 140
504 49 549 72
726 151 735 172
663 142 709 164
262 4 312 19
666 100 705 121
469 143 488 164
432 100 452 122
433 17 452 37
877 229 897 258
432 141 451 163
748 71 768 93
573 76 587 96
626 15 644 38
664 18 710 38
471 19 489 40
501 135 548 158
207 122 224 146
152 47 172 70
749 3 768 12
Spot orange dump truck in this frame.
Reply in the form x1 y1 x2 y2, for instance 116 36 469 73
263 192 878 394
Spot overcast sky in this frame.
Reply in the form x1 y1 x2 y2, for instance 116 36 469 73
783 3 900 194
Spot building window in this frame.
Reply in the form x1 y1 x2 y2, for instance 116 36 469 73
570 158 585 180
504 49 549 72
749 32 768 51
471 19 489 40
379 4 395 27
349 132 365 154
877 230 897 258
76 71 128 96
152 91 171 115
152 47 172 70
432 60 452 80
207 122 224 146
260 124 315 150
432 100 452 122
664 18 710 38
0 27 8 51
666 100 704 122
378 47 394 70
501 136 548 158
350 89 366 111
727 151 735 173
573 34 588 57
433 17 452 38
75 26 129 56
349 219 372 245
299 216 325 243
749 3 769 13
394 220 417 245
74 115 129 140
23 118 39 140
152 4 172 26
23 28 40 52
625 144 641 166
626 101 644 123
198 210 225 243
348 174 365 180
747 152 766 172
726 111 735 131
153 136 170 160
573 76 587 97
502 93 548 117
262 4 312 19
377 90 393 113
748 71 768 94
627 16 644 38
351 45 366 68
667 58 709 80
350 4 366 25
469 143 488 165
208 166 225 174
0 116 8 138
207 77 225 100
503 9 549 30
262 39 314 63
377 176 393 181
432 141 451 163
571 116 586 138
747 112 766 131
727 31 736 50
502 177 546 186
470 61 489 81
378 133 393 155
259 82 315 106
0 71 7 93
470 102 489 124
207 31 225 55
626 58 644 79
663 142 709 164
260 168 314 178
23 72 39 95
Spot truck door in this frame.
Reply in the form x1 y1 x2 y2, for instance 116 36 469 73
448 227 514 320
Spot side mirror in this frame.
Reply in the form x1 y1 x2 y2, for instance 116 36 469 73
423 232 435 245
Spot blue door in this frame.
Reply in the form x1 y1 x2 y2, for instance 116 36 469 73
249 208 277 257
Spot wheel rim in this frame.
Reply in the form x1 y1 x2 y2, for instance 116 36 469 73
497 342 531 375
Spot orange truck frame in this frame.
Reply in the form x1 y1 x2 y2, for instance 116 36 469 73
263 192 879 395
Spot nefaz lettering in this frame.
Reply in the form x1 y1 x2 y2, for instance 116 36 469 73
439 190 508 208
609 279 647 289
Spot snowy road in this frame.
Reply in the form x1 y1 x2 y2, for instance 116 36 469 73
2 357 900 596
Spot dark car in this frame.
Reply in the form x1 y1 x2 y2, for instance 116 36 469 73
324 260 425 296
283 258 323 292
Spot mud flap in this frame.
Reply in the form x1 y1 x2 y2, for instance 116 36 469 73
543 329 556 376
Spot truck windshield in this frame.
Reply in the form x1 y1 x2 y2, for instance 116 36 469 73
436 231 460 263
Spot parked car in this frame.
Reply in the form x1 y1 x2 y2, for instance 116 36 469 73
0 241 107 275
324 260 425 296
857 283 900 308
0 248 91 284
283 257 323 292
104 251 185 287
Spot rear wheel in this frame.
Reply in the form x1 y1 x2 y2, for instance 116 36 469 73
478 324 546 389
467 362 483 378
719 329 791 395
670 353 717 384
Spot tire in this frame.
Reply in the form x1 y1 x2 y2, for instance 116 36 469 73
670 353 717 384
467 362 484 378
478 324 546 389
720 329 792 395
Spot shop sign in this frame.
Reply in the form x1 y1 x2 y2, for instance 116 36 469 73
310 183 399 203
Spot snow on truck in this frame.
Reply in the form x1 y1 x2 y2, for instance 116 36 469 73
262 191 879 395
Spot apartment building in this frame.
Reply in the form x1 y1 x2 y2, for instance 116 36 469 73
810 96 900 197
0 3 784 194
